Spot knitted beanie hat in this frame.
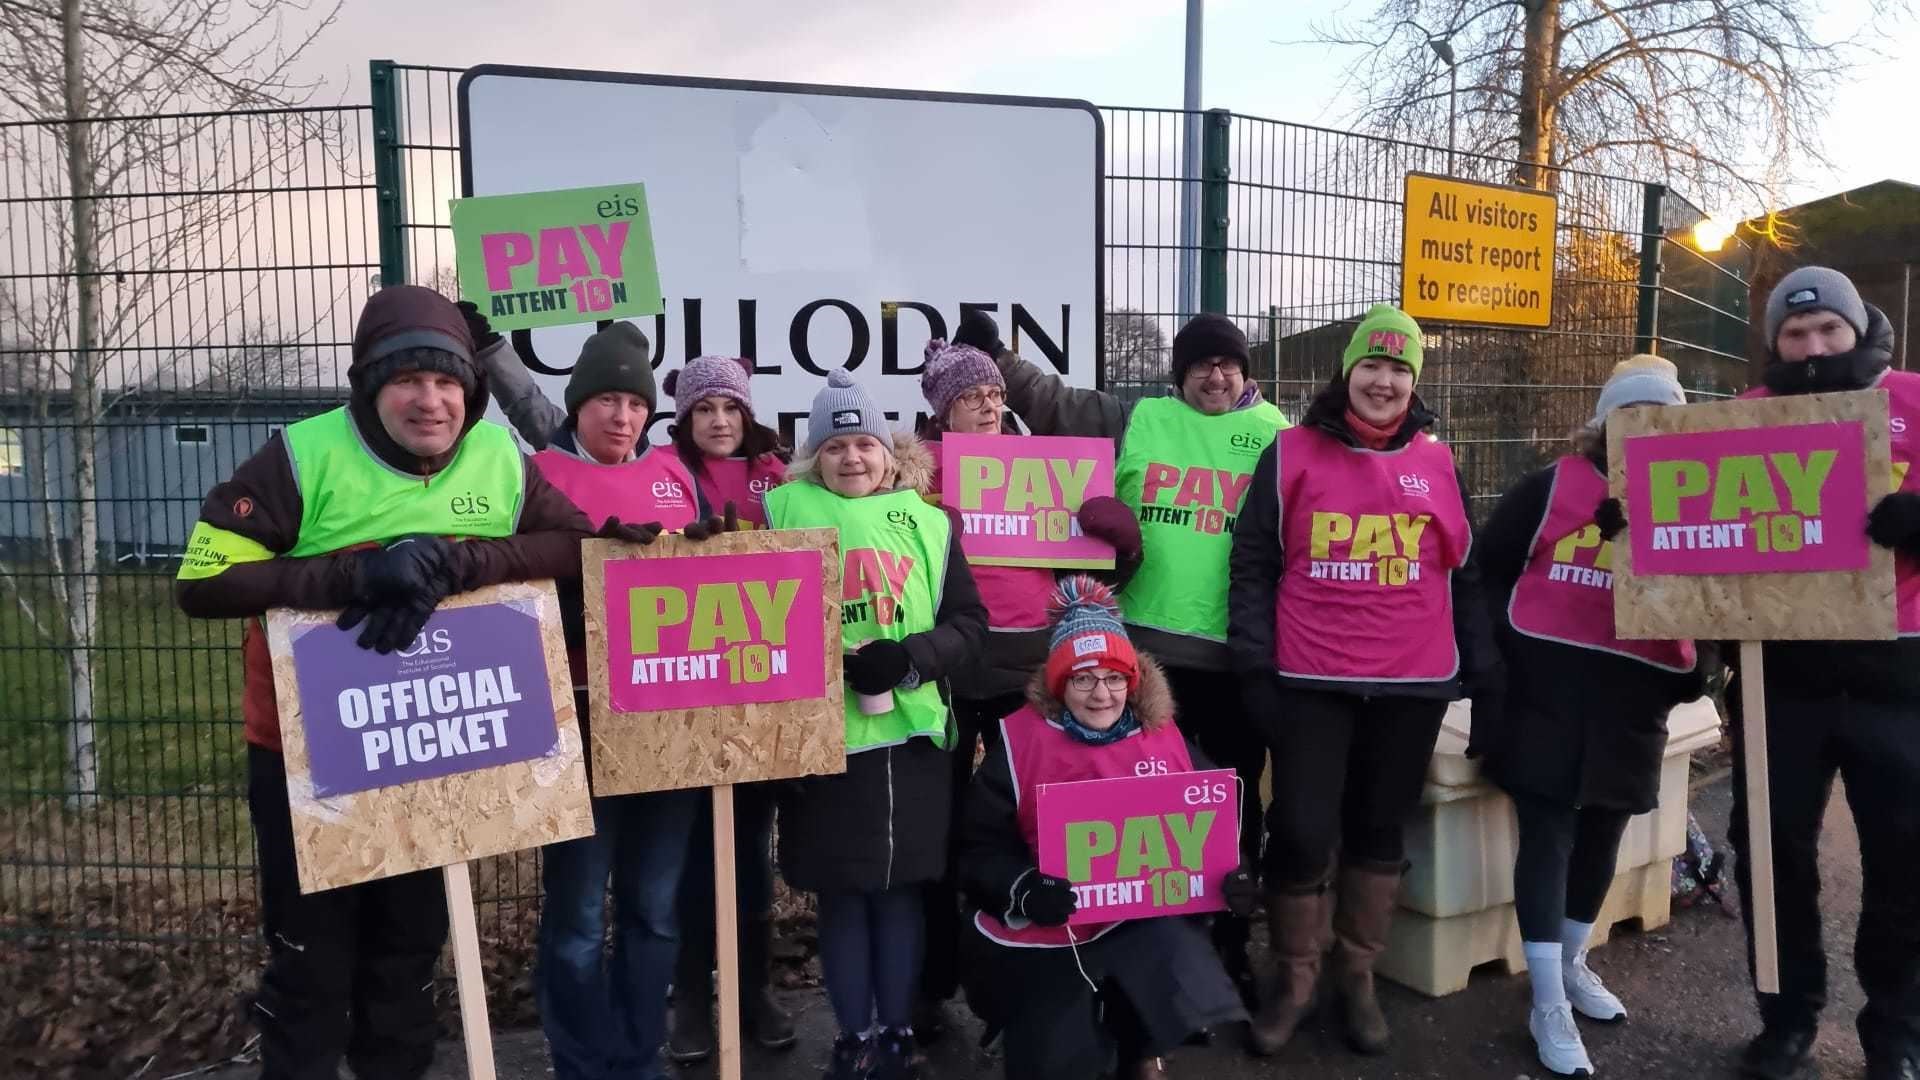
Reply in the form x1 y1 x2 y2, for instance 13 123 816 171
1591 354 1687 425
664 355 755 421
920 339 1004 421
1765 266 1869 348
1170 313 1251 384
1342 305 1424 381
805 368 891 454
1043 575 1140 699
565 322 657 416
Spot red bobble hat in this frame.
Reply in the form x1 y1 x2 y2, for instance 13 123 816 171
1043 575 1140 699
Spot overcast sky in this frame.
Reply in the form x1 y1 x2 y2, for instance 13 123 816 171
290 0 1918 218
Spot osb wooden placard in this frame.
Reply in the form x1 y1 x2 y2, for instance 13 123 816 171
583 530 846 796
1607 390 1896 641
266 581 592 893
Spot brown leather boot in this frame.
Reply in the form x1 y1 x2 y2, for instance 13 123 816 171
1331 860 1402 1055
1248 886 1329 1055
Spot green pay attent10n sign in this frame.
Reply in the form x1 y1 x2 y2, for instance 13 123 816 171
450 182 666 332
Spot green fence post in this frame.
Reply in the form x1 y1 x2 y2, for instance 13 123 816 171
1634 182 1666 354
370 60 409 288
1201 108 1231 315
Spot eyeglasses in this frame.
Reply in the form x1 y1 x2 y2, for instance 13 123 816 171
1067 672 1130 693
956 387 1005 410
1191 359 1244 378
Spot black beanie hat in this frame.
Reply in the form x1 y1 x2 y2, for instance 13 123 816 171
565 322 657 416
1170 314 1251 384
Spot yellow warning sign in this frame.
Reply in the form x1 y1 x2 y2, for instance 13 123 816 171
1400 173 1558 328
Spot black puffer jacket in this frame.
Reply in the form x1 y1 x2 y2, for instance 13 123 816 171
1226 382 1499 699
1473 459 1713 811
775 431 990 893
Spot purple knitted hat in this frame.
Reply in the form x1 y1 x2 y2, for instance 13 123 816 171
663 355 755 421
921 339 1003 421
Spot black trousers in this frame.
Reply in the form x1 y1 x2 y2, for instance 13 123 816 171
1730 689 1920 1053
923 691 1020 1003
1165 665 1268 965
1260 684 1446 887
247 746 447 1080
1509 790 1632 942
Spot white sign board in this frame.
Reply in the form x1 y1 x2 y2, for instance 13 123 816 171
457 67 1103 448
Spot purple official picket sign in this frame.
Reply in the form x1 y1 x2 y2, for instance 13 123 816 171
290 602 560 798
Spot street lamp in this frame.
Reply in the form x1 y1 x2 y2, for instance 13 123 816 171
1429 36 1457 174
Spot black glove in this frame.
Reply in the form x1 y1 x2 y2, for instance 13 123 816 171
335 593 438 655
682 501 740 542
1867 492 1920 552
1594 497 1627 542
953 309 1005 357
1013 871 1077 927
454 299 502 351
597 516 663 545
1222 864 1259 918
352 535 455 605
843 638 911 695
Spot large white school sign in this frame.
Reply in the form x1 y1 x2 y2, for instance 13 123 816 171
457 66 1103 447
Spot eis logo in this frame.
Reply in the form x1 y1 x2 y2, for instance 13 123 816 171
748 476 775 495
397 627 454 659
886 509 918 531
1228 431 1266 456
1398 474 1432 499
651 479 688 501
449 492 493 518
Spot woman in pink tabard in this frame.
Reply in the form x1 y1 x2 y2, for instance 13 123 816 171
657 356 798 1061
662 355 790 529
1471 354 1710 1078
460 306 741 1080
958 576 1253 1080
1227 305 1500 1058
912 338 1144 1039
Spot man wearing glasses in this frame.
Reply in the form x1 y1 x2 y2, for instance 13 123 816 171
951 309 1290 1005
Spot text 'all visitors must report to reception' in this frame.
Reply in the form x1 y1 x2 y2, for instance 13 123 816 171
1400 173 1558 329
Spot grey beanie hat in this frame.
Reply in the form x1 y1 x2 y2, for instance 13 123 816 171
1765 266 1869 348
1591 354 1687 425
805 368 892 454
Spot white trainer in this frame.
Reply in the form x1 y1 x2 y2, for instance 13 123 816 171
1564 952 1628 1022
1531 1002 1595 1077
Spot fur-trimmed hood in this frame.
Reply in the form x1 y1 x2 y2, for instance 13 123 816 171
1023 651 1175 733
784 429 936 497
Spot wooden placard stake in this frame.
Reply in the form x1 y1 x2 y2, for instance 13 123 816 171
713 784 744 1080
1737 642 1781 994
442 861 498 1080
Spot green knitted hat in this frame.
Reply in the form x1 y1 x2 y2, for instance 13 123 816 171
1341 305 1425 381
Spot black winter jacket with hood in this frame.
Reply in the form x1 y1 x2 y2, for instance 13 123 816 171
775 430 991 894
1473 456 1713 810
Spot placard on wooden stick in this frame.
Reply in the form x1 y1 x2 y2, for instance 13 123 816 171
1606 388 1897 996
582 529 846 796
265 580 593 894
1607 390 1896 642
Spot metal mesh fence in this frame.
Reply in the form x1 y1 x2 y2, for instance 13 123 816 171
0 62 1748 1073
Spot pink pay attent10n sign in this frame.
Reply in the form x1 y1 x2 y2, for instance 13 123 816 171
601 550 826 712
1622 421 1872 576
1036 769 1240 925
940 433 1116 569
